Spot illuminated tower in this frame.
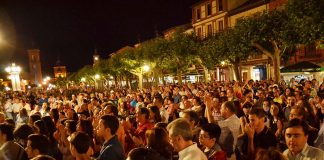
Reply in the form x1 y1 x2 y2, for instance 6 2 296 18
28 49 43 85
53 59 67 78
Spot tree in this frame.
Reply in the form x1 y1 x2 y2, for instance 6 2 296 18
236 10 298 82
167 28 196 84
139 37 170 86
286 0 324 43
199 28 255 81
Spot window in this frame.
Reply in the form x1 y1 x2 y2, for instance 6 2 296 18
196 8 201 20
218 0 223 11
207 3 212 16
218 20 224 31
207 24 213 36
212 1 217 14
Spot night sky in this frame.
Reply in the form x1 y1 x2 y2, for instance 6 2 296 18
0 0 199 76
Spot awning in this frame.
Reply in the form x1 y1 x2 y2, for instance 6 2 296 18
281 61 323 72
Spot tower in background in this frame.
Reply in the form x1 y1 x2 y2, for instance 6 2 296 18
53 59 67 78
28 49 43 85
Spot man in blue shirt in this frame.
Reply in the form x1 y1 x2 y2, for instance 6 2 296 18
96 115 125 160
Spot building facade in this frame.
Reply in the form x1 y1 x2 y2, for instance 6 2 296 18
28 49 43 85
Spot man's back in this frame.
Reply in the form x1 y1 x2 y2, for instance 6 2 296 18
97 136 125 160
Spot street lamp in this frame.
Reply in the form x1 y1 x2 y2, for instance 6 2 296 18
95 74 100 79
81 77 86 82
139 65 150 90
5 63 22 91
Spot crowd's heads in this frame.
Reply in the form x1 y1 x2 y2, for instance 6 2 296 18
98 115 119 137
14 124 34 147
182 110 199 127
0 123 14 143
199 123 221 148
167 118 193 152
289 106 306 121
220 101 236 118
127 147 162 160
69 131 93 157
248 107 266 131
284 118 309 154
26 134 50 158
148 106 162 123
136 107 150 123
255 148 287 160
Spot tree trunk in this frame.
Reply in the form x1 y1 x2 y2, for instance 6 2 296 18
273 51 281 83
177 71 182 84
138 74 143 90
202 66 209 83
233 63 241 81
153 70 159 87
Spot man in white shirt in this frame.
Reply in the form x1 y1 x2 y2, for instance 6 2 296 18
167 118 207 160
4 99 13 119
11 98 22 122
218 101 241 159
283 118 324 160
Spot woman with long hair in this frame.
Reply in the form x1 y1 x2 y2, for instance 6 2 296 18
145 127 174 160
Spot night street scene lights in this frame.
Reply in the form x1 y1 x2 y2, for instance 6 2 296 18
139 65 150 90
5 63 22 91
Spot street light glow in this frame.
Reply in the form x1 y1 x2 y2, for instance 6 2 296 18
95 74 100 79
221 61 225 66
143 65 150 72
81 77 86 82
5 63 22 91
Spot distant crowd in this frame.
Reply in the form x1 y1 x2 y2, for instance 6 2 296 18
0 77 323 160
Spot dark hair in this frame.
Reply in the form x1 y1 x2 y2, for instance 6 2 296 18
145 127 173 160
5 118 15 127
100 115 119 135
78 119 94 138
183 110 199 125
28 134 50 155
14 124 34 140
0 123 14 141
70 132 92 154
41 116 56 136
200 123 221 141
138 107 150 120
34 120 50 136
50 108 59 124
223 101 236 113
243 89 252 96
65 120 77 134
285 118 309 135
128 147 163 160
106 105 119 117
249 107 265 118
149 106 162 123
30 114 42 125
255 148 286 160
154 122 168 129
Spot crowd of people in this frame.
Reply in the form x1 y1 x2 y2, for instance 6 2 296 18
0 77 323 160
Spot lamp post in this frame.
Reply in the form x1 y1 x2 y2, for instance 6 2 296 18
5 63 22 91
139 65 150 90
94 74 100 90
